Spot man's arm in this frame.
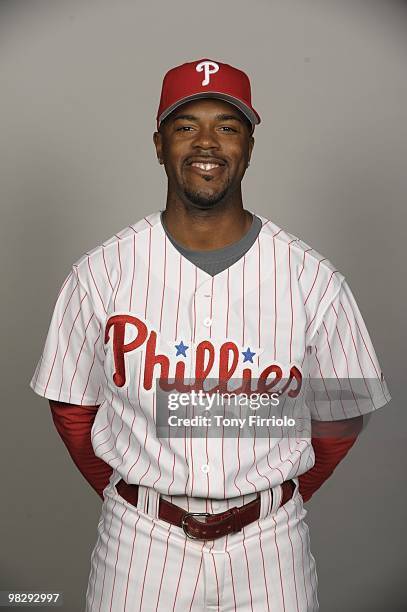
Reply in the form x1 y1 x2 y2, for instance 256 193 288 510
49 400 113 500
298 415 365 502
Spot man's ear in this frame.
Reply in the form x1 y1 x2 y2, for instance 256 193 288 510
153 131 163 164
248 135 255 165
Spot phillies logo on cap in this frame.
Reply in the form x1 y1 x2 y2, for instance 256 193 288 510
196 60 220 86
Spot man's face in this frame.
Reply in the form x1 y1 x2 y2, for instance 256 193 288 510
153 98 254 210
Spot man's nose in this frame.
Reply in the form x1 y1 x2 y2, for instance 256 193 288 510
191 126 220 149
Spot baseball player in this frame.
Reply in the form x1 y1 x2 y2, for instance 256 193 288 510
30 58 391 611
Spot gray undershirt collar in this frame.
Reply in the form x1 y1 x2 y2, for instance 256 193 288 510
160 210 263 277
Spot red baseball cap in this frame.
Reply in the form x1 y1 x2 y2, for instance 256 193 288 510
156 58 261 132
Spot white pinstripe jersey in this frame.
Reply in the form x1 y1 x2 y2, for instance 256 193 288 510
30 210 391 498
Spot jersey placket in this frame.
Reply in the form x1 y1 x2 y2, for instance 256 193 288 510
185 272 216 499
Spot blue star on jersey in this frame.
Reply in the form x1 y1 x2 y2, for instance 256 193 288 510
175 340 189 357
242 347 256 363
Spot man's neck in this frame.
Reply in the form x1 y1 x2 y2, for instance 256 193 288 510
162 204 253 251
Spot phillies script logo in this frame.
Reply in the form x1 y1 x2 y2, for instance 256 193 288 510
105 314 302 397
196 60 219 86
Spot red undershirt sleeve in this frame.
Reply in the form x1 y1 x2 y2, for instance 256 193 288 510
298 416 364 502
49 400 113 500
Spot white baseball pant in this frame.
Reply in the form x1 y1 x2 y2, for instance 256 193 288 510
85 472 319 611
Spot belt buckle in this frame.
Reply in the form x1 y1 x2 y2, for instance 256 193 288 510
181 512 211 539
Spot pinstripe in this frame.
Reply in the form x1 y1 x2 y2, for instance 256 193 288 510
102 246 114 294
113 242 122 311
97 498 118 611
188 548 204 611
32 354 43 388
303 258 328 306
138 415 153 485
154 526 172 611
144 228 152 320
139 522 156 611
233 402 243 496
175 254 182 340
324 304 360 410
159 237 167 333
80 328 103 403
129 235 136 312
211 552 221 610
272 513 287 611
342 299 382 381
321 321 347 418
118 388 138 470
87 256 107 314
258 521 271 612
273 231 278 360
171 537 188 612
245 420 257 492
289 242 294 362
313 346 337 420
305 270 339 335
257 236 261 369
221 400 227 499
298 248 313 282
339 300 373 384
242 254 246 346
55 268 74 299
192 265 197 343
282 504 300 612
294 500 310 610
93 388 114 441
43 277 79 393
108 505 127 611
226 551 237 611
242 527 254 611
123 514 142 611
226 267 230 337
126 353 145 480
209 276 214 339
86 509 108 611
67 311 95 400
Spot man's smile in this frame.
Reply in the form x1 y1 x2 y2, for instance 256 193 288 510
186 162 226 178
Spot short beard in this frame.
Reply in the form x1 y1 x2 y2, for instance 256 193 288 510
182 181 231 209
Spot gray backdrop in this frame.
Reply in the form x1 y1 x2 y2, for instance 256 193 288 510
1 1 406 610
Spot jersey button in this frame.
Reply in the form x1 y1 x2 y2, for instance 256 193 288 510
201 464 210 474
203 317 212 327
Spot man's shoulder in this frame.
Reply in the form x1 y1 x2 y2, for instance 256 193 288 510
256 212 343 282
72 210 162 272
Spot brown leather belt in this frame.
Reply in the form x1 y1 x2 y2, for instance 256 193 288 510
115 479 296 540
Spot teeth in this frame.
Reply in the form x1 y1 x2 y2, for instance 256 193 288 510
191 162 221 170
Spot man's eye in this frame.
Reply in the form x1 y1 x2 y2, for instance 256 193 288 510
175 126 237 132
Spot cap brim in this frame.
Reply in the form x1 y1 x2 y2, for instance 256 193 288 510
158 91 260 129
